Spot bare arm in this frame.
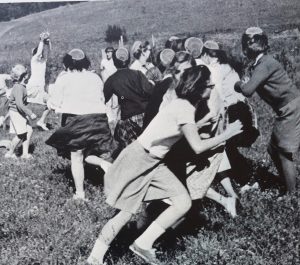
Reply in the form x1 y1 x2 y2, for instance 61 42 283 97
35 41 44 58
182 121 243 155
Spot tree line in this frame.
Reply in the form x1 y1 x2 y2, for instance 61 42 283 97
0 2 81 22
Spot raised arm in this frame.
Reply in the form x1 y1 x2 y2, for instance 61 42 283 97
34 40 44 58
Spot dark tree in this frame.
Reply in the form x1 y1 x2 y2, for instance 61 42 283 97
105 25 128 43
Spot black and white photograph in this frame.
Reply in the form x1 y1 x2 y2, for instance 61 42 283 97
0 0 299 264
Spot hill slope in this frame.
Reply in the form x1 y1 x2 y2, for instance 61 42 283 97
0 0 299 72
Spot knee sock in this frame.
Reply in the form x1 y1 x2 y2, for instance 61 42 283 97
134 221 165 250
87 238 109 264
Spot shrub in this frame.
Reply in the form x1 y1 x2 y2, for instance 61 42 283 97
104 24 128 43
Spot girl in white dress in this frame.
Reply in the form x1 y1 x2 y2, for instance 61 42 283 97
26 32 51 131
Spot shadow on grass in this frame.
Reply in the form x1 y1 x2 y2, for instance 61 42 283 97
15 143 35 156
51 163 105 187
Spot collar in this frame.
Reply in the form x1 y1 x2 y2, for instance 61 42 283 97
253 53 264 66
163 74 172 80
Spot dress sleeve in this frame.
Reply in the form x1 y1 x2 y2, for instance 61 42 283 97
138 71 154 96
235 59 273 97
177 100 196 126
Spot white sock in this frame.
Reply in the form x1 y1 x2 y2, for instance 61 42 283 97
135 221 165 250
73 191 85 200
87 238 109 265
224 197 237 218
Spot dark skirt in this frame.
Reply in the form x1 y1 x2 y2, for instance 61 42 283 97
270 96 300 154
114 113 144 152
46 113 118 161
226 100 260 147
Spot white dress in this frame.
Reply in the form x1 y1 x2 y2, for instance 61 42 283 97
26 55 47 105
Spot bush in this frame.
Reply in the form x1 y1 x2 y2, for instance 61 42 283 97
104 24 128 43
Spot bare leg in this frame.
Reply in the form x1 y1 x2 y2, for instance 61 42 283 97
70 150 85 199
88 211 132 264
21 125 33 158
5 135 21 158
134 193 191 250
220 176 238 198
85 155 112 173
37 108 50 131
206 187 237 218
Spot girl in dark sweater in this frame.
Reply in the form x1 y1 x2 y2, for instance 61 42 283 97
235 27 300 193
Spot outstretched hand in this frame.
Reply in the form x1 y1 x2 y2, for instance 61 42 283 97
226 120 243 138
196 112 219 129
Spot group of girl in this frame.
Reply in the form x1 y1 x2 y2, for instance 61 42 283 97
0 26 299 265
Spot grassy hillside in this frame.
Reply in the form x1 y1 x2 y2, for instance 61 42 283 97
0 0 300 74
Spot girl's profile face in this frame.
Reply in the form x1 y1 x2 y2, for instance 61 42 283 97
23 74 29 84
106 51 113 59
202 79 215 99
202 53 218 65
175 61 192 80
142 45 151 60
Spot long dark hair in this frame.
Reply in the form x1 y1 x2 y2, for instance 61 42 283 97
132 41 151 60
175 65 211 105
201 46 228 64
112 49 130 69
165 37 187 52
62 54 91 71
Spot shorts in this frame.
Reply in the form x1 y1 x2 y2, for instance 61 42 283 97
27 85 48 105
9 110 30 135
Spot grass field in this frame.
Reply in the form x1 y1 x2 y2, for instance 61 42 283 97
0 0 300 264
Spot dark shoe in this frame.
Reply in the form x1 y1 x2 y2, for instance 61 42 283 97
129 242 162 265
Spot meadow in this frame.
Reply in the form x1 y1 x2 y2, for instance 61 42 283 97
0 0 300 264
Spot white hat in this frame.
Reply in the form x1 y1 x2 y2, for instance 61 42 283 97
68 49 85 60
203 40 220 50
11 64 27 81
245 27 264 36
160 49 176 66
184 37 204 58
168 36 180 41
116 47 129 62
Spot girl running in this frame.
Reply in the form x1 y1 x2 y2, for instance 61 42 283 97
87 65 242 265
